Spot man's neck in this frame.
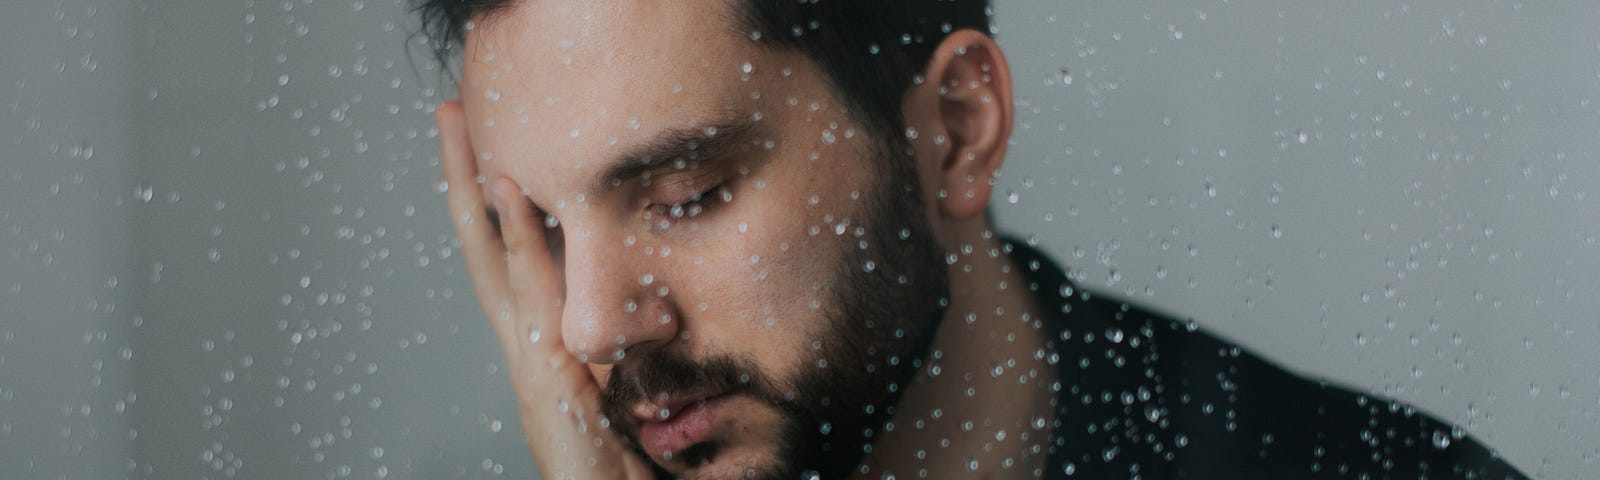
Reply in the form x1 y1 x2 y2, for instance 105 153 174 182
857 225 1060 479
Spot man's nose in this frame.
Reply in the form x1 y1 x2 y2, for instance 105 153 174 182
559 236 678 364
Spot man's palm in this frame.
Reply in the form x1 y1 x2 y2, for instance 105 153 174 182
435 99 653 480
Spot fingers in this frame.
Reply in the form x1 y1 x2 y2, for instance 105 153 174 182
489 177 566 348
435 100 513 328
436 104 642 479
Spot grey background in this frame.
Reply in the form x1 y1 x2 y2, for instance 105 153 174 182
3 0 1595 478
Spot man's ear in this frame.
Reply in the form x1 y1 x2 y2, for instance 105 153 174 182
902 29 1015 220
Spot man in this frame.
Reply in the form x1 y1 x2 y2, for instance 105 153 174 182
419 0 1528 478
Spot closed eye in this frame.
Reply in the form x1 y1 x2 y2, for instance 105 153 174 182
647 183 731 230
653 185 716 219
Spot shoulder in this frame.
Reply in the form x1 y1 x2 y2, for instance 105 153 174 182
1002 237 1527 479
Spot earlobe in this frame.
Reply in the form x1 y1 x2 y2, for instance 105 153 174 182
914 30 1015 221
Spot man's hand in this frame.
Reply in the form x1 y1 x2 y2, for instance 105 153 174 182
435 99 655 480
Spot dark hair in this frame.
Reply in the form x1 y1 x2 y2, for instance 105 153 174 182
412 0 992 143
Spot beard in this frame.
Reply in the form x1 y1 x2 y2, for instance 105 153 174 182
598 138 951 479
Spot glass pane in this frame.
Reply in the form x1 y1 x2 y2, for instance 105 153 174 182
2 0 1590 478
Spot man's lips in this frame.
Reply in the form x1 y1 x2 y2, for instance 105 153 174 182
632 393 730 460
631 392 716 425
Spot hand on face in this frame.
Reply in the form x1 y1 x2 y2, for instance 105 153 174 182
435 99 656 480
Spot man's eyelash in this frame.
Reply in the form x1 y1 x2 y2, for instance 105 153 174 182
652 183 729 222
662 188 712 219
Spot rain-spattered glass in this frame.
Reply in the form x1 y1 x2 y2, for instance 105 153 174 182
1 0 1592 478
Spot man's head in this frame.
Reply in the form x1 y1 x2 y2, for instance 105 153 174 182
417 0 1014 477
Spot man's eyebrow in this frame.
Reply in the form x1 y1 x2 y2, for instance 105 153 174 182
595 118 758 193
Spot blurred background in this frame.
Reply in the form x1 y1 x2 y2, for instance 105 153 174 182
3 0 1596 477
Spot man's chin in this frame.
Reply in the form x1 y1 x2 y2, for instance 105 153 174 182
656 444 792 480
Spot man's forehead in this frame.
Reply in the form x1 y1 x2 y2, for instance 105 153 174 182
458 0 776 191
461 0 751 102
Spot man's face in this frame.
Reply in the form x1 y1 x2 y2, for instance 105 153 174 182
460 1 949 478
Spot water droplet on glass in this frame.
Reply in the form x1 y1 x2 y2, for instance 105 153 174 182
1144 405 1163 422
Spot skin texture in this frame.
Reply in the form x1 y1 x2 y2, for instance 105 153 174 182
434 0 1057 478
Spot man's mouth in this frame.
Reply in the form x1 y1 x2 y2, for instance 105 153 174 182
631 392 732 461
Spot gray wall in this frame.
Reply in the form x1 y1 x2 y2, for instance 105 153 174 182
3 0 1595 478
2 0 139 478
128 0 533 477
993 2 1600 476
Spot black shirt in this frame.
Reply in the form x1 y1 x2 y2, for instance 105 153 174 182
1003 238 1529 479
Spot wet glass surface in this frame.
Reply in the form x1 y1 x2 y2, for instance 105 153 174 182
2 0 1595 478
